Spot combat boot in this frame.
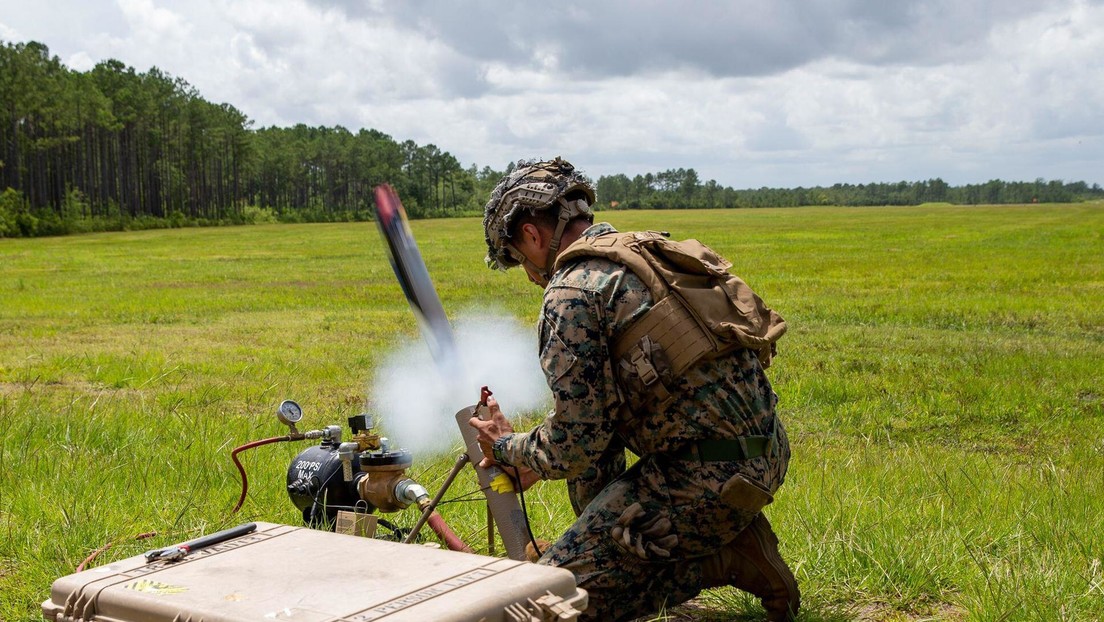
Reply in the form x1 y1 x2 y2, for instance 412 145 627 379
700 513 799 621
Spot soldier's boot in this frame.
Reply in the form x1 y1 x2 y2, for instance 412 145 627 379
701 513 799 622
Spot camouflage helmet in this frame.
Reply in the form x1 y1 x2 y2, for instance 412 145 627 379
483 157 596 271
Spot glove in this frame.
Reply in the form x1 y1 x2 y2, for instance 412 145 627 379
525 538 550 562
610 502 679 559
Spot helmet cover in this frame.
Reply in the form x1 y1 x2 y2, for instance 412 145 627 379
482 157 596 270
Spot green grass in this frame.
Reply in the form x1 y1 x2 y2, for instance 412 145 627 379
2 203 1102 621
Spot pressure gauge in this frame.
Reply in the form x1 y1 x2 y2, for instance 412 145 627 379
277 400 303 427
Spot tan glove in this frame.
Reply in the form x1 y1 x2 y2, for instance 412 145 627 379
525 538 550 562
610 502 679 559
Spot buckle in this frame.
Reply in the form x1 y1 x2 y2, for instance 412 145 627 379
630 350 659 386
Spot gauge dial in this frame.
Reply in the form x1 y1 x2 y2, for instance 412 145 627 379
277 400 303 426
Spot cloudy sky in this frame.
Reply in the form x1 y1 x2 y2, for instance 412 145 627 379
2 0 1102 188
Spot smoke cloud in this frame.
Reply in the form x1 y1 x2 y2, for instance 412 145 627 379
369 311 550 457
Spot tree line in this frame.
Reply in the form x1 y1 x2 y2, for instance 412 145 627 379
0 40 502 237
596 169 1104 210
2 40 1101 238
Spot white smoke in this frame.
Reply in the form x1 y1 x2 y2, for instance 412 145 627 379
369 311 551 457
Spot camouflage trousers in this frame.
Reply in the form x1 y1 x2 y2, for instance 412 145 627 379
538 425 790 621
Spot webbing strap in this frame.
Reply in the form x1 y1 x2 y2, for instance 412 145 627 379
672 436 772 461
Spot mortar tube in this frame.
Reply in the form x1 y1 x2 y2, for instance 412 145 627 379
454 405 530 561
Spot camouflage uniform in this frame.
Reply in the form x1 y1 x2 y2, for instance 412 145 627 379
497 222 791 621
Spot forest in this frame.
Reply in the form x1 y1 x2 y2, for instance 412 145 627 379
2 40 1102 238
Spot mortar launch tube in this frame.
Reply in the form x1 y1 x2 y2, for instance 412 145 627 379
455 404 529 561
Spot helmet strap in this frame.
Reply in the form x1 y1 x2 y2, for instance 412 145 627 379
504 197 591 288
504 241 551 288
541 206 573 282
528 257 552 289
539 197 593 286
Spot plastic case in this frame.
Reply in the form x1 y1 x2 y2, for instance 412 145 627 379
43 522 586 622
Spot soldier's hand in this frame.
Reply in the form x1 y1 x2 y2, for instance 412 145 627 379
469 395 515 464
610 502 678 559
512 464 542 491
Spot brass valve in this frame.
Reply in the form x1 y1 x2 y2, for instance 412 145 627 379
352 430 381 452
356 444 425 513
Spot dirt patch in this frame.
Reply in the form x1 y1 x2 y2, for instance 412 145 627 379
0 556 14 580
642 598 968 621
0 380 143 397
0 381 37 395
652 598 748 622
845 602 968 622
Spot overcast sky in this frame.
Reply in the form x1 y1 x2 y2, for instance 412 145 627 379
2 0 1102 188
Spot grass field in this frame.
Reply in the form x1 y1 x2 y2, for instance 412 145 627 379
1 203 1102 621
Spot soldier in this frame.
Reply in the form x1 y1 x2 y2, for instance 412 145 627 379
470 157 800 621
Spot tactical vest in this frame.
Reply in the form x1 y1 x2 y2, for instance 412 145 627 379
555 230 787 409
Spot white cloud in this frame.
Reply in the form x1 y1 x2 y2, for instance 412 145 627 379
0 20 22 42
0 0 1101 187
66 50 96 71
116 0 186 35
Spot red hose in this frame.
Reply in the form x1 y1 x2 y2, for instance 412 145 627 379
231 436 291 513
78 436 290 572
427 511 473 553
230 438 475 556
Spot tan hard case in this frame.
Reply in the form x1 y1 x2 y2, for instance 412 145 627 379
43 522 586 622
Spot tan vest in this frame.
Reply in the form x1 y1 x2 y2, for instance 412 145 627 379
555 230 787 407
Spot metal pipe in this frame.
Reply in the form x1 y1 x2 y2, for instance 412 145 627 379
487 505 495 555
402 453 469 544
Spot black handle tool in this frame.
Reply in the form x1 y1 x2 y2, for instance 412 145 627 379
145 522 258 563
